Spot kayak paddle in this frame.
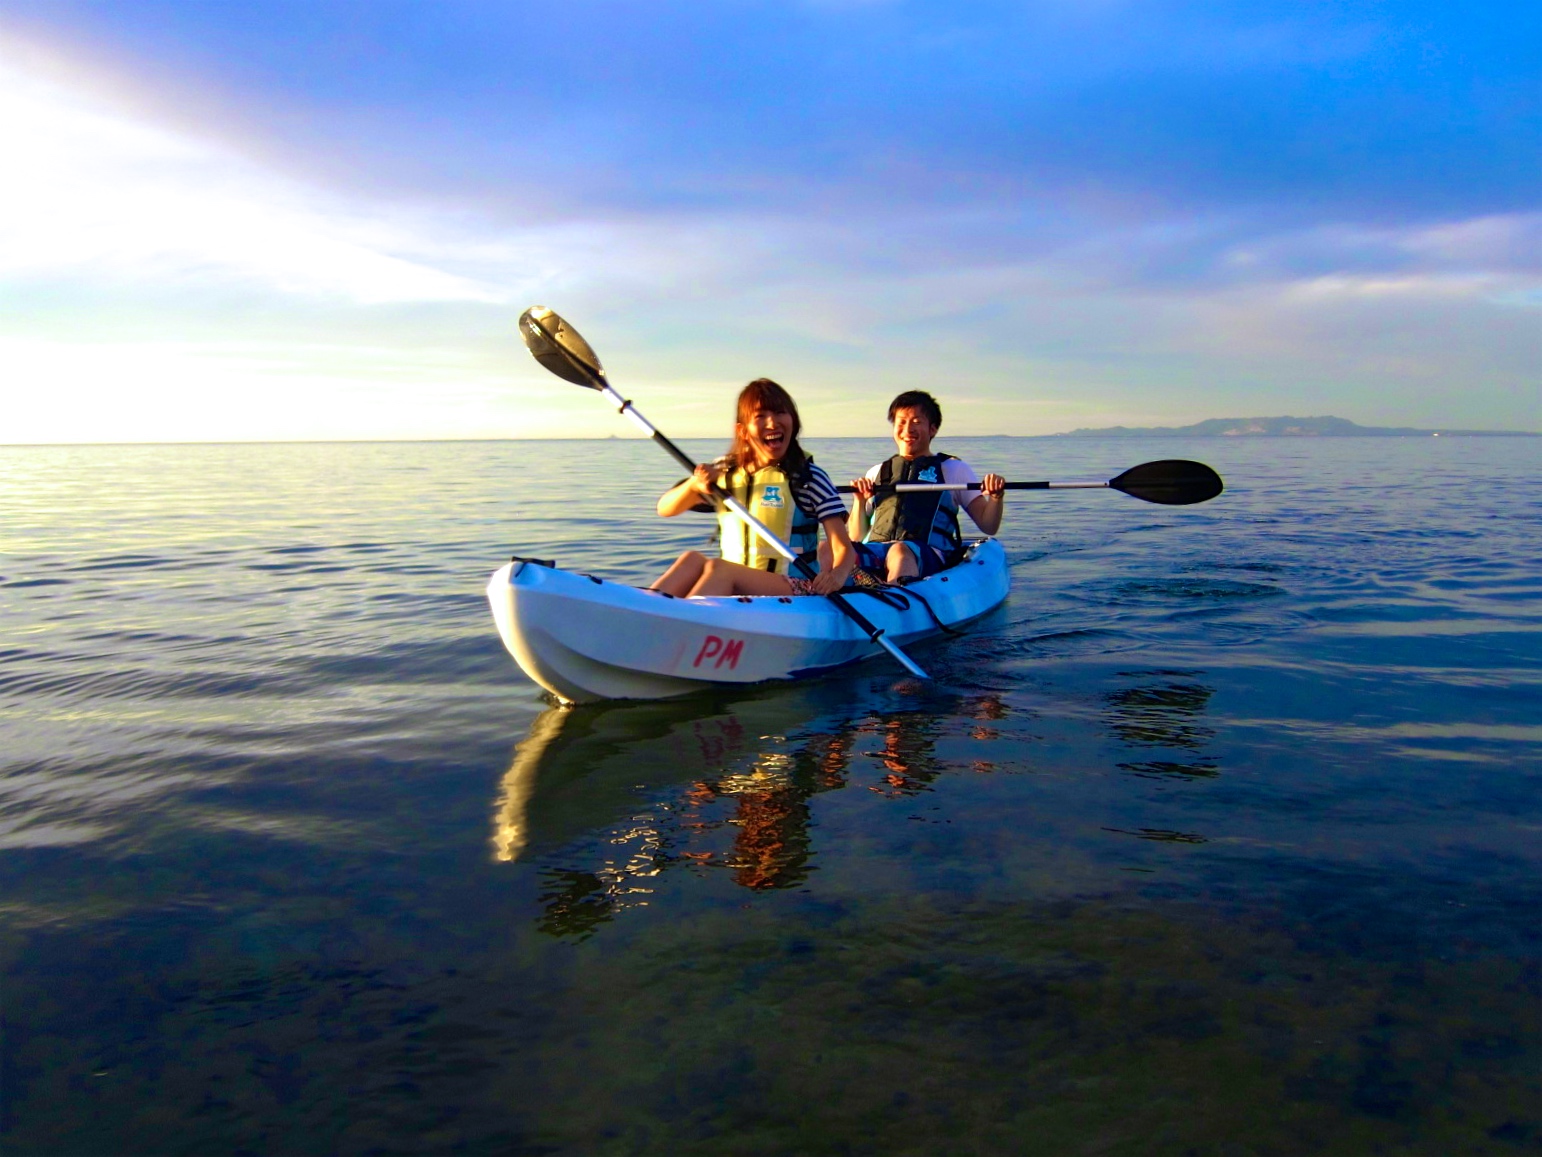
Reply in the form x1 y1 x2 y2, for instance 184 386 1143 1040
516 306 931 681
837 460 1224 506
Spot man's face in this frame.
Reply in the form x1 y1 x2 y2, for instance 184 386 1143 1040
891 406 937 458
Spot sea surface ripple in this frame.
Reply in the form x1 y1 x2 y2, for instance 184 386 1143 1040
1 436 1537 1155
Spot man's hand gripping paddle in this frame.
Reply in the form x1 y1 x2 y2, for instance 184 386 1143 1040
837 461 1224 506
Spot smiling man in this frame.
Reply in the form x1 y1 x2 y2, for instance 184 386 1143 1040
843 391 1006 584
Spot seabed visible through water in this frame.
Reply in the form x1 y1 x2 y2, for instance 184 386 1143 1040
2 437 1538 1154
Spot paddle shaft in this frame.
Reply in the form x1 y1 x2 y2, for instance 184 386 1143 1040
594 381 930 680
839 460 1224 505
837 481 1107 493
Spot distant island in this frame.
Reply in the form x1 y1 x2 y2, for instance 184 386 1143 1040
1053 415 1538 438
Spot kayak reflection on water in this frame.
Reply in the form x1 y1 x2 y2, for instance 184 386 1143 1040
491 686 1011 937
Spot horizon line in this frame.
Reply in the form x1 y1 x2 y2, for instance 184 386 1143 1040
5 431 1539 448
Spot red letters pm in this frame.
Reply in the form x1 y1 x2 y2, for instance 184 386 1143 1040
693 635 745 669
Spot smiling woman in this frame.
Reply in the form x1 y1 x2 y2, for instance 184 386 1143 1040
650 377 856 598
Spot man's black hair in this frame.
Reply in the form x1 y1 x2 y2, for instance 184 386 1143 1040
887 390 942 428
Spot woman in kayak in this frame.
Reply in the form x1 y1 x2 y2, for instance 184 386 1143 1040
651 378 856 598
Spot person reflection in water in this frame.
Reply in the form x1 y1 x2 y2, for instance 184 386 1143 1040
684 731 857 890
726 783 814 891
527 703 970 938
865 713 947 797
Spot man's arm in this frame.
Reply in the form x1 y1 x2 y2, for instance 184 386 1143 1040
847 476 875 542
964 475 1006 534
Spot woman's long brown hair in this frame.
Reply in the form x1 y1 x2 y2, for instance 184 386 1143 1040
725 378 810 478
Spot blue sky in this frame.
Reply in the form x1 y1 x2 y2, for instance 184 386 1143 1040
1 0 1537 441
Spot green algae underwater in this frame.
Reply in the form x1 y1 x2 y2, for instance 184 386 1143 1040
2 437 1538 1154
8 892 1535 1154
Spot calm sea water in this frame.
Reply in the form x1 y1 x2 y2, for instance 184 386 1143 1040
2 436 1538 1155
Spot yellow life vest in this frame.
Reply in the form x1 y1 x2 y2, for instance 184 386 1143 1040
715 463 818 574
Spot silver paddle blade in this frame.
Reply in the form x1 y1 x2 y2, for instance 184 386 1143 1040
518 306 606 389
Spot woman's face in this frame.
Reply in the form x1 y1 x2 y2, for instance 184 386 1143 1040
740 406 794 464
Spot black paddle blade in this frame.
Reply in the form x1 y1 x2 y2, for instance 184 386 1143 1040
1109 459 1224 505
518 306 606 389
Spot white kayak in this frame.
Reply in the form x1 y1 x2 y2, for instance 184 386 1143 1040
487 538 1010 704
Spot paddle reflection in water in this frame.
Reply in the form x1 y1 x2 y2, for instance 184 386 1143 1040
1107 669 1221 780
492 684 1013 936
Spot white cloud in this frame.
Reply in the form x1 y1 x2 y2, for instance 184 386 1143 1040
0 333 631 442
0 35 505 303
1282 273 1510 301
0 31 1534 440
1399 213 1542 273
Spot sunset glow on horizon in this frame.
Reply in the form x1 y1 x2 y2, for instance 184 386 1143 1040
1 2 1536 443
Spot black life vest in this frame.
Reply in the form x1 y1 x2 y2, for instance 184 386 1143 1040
866 453 965 565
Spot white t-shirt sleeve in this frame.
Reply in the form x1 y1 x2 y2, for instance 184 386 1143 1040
942 458 981 508
861 463 883 513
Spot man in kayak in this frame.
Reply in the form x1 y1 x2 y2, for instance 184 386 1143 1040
650 378 857 598
839 390 1006 584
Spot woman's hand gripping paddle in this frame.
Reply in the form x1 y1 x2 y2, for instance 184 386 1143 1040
516 306 931 680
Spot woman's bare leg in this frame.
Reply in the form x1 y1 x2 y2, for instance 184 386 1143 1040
690 558 796 597
652 550 708 597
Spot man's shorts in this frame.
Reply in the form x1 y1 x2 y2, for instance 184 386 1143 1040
853 540 949 579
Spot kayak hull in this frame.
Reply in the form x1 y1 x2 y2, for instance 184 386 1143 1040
487 538 1010 704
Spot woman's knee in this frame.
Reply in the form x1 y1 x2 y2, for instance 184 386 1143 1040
691 557 734 596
